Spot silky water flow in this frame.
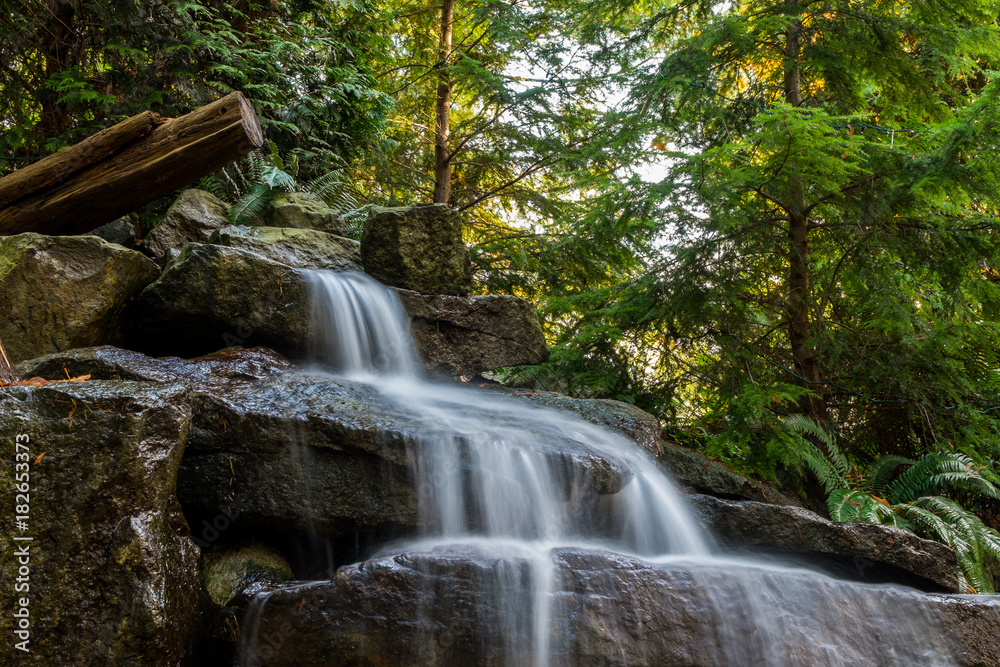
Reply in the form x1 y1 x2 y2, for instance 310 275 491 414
237 270 960 666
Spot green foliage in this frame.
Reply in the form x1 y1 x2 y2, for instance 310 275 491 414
803 434 1000 592
0 0 391 181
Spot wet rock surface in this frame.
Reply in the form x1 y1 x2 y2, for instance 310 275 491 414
395 289 549 375
0 381 199 666
210 224 362 271
0 233 159 362
132 243 549 373
690 493 961 592
234 548 998 666
362 203 472 295
18 347 629 534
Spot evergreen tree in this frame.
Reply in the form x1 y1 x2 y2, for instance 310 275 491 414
529 0 1000 482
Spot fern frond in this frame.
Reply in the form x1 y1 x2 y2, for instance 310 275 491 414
864 455 915 495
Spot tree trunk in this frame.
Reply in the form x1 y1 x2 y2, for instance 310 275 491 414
0 92 263 236
0 339 19 384
38 0 77 138
433 0 455 205
783 3 827 421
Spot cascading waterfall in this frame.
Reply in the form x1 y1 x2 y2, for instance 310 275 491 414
240 269 961 666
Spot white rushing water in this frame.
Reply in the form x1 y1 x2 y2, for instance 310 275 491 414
247 270 959 666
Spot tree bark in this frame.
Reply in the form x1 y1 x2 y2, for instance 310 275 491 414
0 92 264 236
783 2 827 421
0 338 19 384
433 0 455 205
0 111 159 210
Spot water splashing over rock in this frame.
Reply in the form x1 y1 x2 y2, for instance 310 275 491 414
235 270 977 666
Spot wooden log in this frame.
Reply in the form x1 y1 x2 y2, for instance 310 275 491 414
0 111 159 210
0 338 19 384
0 92 264 236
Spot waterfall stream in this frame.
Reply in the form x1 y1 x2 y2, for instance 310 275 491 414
238 270 961 666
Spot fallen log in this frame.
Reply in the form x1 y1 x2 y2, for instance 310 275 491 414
0 338 19 384
0 91 263 236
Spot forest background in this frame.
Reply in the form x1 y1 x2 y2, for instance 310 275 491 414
4 0 1000 590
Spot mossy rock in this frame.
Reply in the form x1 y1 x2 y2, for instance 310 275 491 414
203 545 294 605
210 224 362 271
265 192 347 236
0 233 159 362
0 381 199 665
361 203 473 296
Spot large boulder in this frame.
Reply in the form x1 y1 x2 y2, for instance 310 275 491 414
361 203 472 295
232 548 998 666
0 380 199 666
131 243 313 358
0 233 159 362
266 192 347 236
144 189 230 264
17 347 629 535
689 494 961 592
132 244 548 374
395 289 549 375
209 224 362 272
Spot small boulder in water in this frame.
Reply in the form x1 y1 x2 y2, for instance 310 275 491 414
202 545 294 606
361 203 473 296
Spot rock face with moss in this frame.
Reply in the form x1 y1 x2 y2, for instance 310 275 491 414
361 203 473 296
144 189 230 264
266 192 347 236
0 381 199 666
210 224 362 271
131 243 312 358
0 233 159 362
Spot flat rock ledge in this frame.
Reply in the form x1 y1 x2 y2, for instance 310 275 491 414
690 493 961 592
231 548 999 666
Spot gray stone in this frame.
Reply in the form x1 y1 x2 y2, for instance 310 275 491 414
88 216 136 247
0 233 159 362
209 224 361 271
266 192 346 236
395 289 549 375
493 389 661 455
689 493 961 592
232 548 998 666
131 244 312 358
132 243 548 374
0 381 199 666
362 203 472 295
659 440 804 507
145 189 230 263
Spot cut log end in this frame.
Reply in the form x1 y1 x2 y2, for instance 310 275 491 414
236 92 265 149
